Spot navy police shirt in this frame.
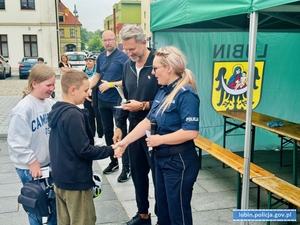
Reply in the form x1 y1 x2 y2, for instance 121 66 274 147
147 78 200 135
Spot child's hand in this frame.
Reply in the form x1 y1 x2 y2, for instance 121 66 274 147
112 145 125 158
112 140 128 158
29 160 42 178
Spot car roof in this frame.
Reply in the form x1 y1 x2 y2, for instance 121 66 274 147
22 57 39 62
22 57 38 59
65 52 86 55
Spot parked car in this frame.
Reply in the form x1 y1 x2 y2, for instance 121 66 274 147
18 57 40 79
0 54 12 79
65 52 86 71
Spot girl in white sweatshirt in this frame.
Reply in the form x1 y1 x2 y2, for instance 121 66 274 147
7 64 57 225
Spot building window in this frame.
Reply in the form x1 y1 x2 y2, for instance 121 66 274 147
59 16 64 22
70 29 75 38
0 0 5 9
23 35 38 57
144 11 146 19
21 0 35 10
0 35 8 57
59 29 65 38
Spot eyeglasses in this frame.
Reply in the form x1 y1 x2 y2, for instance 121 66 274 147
102 38 115 43
152 65 165 73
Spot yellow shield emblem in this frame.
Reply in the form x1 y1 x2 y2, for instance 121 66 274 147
212 61 264 111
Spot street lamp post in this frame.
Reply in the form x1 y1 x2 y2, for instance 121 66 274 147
73 4 78 51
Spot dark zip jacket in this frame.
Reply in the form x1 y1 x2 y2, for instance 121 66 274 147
48 101 113 190
116 49 161 128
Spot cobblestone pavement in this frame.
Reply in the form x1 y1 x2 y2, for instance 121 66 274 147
0 76 62 97
0 78 28 96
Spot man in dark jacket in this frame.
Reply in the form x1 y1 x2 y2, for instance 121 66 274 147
113 25 160 225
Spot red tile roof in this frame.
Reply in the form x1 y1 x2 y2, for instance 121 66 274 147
58 1 82 26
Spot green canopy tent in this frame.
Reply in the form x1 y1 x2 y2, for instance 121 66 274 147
151 0 300 31
150 0 300 222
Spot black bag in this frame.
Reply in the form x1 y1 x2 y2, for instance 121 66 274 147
91 87 99 108
18 179 53 217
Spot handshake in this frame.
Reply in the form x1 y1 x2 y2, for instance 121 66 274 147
111 128 127 159
112 141 126 158
111 119 158 158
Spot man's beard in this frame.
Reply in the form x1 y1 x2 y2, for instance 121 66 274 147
106 46 116 53
130 50 144 62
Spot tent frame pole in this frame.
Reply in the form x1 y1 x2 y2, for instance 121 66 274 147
240 11 259 225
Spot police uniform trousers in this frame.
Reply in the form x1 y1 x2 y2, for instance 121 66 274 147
154 147 199 225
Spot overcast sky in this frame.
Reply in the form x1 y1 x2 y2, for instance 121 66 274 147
61 0 120 32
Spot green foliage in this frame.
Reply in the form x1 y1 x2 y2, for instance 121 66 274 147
80 28 93 48
80 28 104 51
87 35 103 52
94 29 103 37
81 40 86 51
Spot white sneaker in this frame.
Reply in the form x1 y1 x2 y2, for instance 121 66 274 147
94 137 105 146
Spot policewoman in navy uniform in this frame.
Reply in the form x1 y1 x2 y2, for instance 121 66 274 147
113 46 200 225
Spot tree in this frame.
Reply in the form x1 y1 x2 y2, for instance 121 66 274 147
80 28 104 51
80 28 89 44
80 27 94 50
94 29 103 38
81 40 86 51
87 35 103 52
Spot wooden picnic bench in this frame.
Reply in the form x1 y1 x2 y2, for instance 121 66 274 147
194 135 300 224
194 135 274 208
252 176 300 224
252 176 300 208
218 110 300 185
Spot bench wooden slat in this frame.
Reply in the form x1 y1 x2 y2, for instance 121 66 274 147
194 134 300 209
194 135 243 170
218 110 300 142
252 176 300 207
194 135 274 179
240 164 274 179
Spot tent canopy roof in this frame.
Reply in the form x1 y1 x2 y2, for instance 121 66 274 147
150 0 300 31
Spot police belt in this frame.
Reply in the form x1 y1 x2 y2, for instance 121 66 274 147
154 140 195 157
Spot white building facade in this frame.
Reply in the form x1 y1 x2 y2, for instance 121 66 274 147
0 0 59 70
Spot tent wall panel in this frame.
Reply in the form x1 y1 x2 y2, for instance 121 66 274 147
153 30 300 151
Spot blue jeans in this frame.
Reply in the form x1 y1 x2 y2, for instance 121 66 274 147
16 167 57 225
